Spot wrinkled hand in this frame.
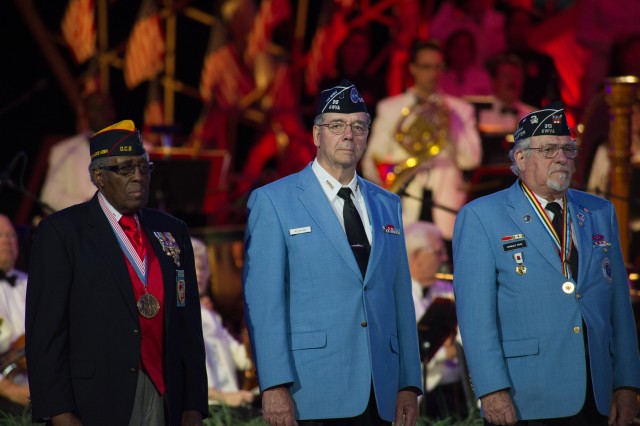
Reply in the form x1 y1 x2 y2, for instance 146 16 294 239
181 410 203 426
395 388 419 426
262 386 297 426
608 388 638 426
51 412 83 426
481 390 517 425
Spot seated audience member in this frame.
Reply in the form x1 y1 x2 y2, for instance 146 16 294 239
191 237 254 407
0 214 29 412
404 221 466 420
439 30 492 98
479 54 536 135
40 92 116 213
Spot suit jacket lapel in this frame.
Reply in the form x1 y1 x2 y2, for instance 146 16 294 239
506 181 564 275
85 195 138 320
296 165 362 279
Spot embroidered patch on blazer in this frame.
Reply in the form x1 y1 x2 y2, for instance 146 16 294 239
383 224 400 235
592 233 611 248
176 269 186 307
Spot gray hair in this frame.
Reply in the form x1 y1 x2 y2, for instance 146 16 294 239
88 152 150 187
508 137 532 176
404 221 443 256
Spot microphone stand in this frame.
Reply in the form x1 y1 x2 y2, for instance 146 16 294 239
395 171 459 215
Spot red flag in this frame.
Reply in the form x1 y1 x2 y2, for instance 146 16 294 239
124 0 165 89
199 18 254 108
304 4 349 95
245 0 292 63
143 79 165 145
61 0 96 64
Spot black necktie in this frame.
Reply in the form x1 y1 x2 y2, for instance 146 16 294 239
546 202 579 280
337 187 371 278
0 270 17 287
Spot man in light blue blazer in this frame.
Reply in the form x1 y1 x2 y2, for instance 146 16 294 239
453 105 640 426
243 80 423 425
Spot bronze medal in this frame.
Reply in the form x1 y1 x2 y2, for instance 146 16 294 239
137 293 160 319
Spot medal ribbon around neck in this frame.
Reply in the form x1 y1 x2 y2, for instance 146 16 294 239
520 180 574 279
111 219 149 287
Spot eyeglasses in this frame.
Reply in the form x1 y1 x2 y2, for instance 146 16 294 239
100 162 155 176
317 121 370 136
522 145 579 159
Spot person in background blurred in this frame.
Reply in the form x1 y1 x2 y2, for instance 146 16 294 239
429 0 506 67
503 8 559 108
0 214 29 413
362 40 481 245
191 237 254 407
404 221 465 420
39 92 116 213
439 30 492 98
479 54 536 135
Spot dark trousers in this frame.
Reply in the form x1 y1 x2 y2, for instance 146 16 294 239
299 386 391 426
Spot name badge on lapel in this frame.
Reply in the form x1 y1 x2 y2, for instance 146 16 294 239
289 226 311 236
176 269 186 307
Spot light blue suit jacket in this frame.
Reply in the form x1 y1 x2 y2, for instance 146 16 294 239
453 180 640 420
242 164 423 421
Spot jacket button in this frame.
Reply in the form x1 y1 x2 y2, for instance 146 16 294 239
576 293 582 299
129 367 138 373
573 326 581 334
361 321 368 328
132 329 140 335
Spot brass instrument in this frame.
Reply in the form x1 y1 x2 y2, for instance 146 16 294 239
385 96 451 193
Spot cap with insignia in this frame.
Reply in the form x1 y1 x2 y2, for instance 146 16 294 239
315 79 368 116
89 119 146 161
513 102 571 143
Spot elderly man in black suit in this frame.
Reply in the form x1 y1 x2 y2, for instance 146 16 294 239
26 120 208 426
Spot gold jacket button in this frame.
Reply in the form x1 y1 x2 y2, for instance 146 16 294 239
576 293 582 299
361 321 368 328
573 326 581 334
129 367 138 373
132 329 140 335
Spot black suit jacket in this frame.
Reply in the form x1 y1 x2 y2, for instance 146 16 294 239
26 194 208 425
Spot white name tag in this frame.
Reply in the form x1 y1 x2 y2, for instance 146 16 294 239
289 226 311 235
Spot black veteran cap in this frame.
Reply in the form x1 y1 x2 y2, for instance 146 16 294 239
315 79 368 116
513 103 571 142
90 119 146 161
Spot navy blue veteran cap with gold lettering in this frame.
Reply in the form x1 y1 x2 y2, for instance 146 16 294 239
513 102 571 142
315 79 368 116
90 119 146 161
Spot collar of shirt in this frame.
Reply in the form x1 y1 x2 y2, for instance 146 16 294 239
533 192 564 219
311 159 361 202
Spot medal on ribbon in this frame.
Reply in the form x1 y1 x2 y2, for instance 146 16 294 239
154 231 181 266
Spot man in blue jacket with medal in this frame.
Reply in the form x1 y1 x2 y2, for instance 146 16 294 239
453 104 640 425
